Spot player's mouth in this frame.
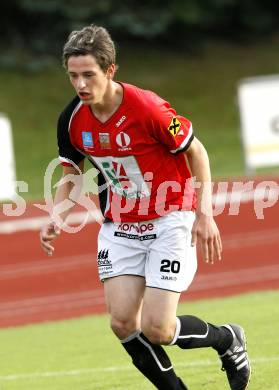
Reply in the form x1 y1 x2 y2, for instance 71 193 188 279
79 92 92 100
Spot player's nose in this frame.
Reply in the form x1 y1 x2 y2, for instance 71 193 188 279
76 77 86 89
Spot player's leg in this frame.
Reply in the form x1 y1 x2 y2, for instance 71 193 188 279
143 210 250 389
141 287 232 351
141 286 180 344
105 276 187 389
168 317 251 390
104 275 145 339
99 221 187 389
141 287 250 390
98 221 146 339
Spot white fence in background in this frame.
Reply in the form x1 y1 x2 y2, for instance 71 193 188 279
238 74 279 174
0 114 16 200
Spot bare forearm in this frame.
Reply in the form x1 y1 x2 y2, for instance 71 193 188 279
186 138 213 217
184 137 222 262
40 163 84 256
52 181 77 223
51 162 84 225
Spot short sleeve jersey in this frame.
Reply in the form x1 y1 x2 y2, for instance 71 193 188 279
57 82 196 222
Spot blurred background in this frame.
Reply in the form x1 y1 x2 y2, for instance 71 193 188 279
1 0 279 199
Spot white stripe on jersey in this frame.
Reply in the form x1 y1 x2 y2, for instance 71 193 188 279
59 156 73 164
68 101 83 133
170 124 193 154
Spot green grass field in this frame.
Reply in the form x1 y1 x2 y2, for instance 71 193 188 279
1 40 279 200
0 290 278 389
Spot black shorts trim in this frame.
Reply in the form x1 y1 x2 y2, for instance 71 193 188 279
145 285 181 294
102 274 145 283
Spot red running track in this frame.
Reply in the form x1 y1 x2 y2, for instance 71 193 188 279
0 178 278 327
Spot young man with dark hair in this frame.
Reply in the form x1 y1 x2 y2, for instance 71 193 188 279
40 25 251 389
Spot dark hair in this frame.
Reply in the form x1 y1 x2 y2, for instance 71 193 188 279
62 24 116 71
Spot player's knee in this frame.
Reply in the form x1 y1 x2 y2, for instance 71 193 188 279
141 321 174 345
110 317 138 340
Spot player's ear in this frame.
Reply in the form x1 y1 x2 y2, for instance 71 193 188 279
107 64 116 79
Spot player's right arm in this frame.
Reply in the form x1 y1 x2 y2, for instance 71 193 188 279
40 157 84 256
40 97 85 256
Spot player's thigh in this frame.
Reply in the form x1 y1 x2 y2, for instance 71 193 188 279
141 287 180 338
104 275 145 323
146 211 197 293
97 222 146 281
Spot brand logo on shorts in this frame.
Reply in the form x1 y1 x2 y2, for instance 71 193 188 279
97 249 111 266
114 223 157 240
97 249 113 276
117 223 154 234
161 275 177 281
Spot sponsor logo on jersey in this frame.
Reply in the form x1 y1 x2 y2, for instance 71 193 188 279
116 131 131 151
99 157 150 199
99 132 111 149
168 117 182 137
115 115 126 127
82 131 94 149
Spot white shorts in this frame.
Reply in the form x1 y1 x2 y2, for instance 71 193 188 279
97 211 197 292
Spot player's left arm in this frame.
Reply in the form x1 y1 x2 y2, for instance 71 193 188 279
184 136 222 264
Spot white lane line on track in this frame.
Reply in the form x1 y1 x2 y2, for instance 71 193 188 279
0 264 278 320
190 263 279 292
0 228 278 280
222 228 279 249
1 257 278 286
0 253 96 280
0 186 278 234
0 356 278 381
0 290 105 319
0 210 102 234
212 187 278 206
0 245 279 283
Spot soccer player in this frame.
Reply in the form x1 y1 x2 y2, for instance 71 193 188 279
40 25 251 389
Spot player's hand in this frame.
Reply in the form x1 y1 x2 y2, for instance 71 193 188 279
191 214 222 264
40 222 60 256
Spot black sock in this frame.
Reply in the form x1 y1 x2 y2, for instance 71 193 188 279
121 331 187 390
170 315 233 355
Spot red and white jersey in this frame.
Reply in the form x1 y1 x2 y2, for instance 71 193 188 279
57 82 196 222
